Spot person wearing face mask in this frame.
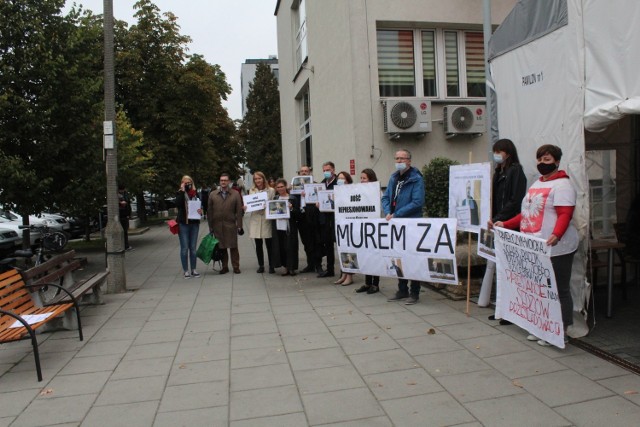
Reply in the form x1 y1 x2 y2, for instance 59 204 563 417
333 171 356 286
382 149 425 305
316 161 338 278
478 139 527 321
492 144 578 346
207 172 244 274
176 175 203 279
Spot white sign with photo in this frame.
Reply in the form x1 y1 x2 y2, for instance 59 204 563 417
448 163 491 233
318 190 334 212
477 227 496 262
265 199 290 220
333 182 381 220
290 176 312 195
303 183 326 204
335 218 458 285
493 227 565 348
243 192 268 213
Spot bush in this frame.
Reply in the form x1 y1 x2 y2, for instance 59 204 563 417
422 157 459 218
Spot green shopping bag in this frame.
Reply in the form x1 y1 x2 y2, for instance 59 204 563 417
196 234 219 264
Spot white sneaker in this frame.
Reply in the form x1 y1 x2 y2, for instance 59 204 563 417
191 270 200 277
184 272 191 279
537 339 551 347
526 334 538 341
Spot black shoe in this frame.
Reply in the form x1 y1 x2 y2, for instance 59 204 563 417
300 265 314 273
220 268 229 274
488 315 496 321
499 319 513 326
257 266 265 273
269 267 275 274
405 296 419 305
387 293 409 302
366 285 379 294
355 285 370 293
317 270 335 278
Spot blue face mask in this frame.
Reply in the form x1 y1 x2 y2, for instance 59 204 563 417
336 179 345 186
493 153 504 164
395 162 406 172
323 171 332 179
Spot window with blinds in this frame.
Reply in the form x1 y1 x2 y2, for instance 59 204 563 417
444 31 460 97
422 31 437 97
465 32 485 97
377 30 416 97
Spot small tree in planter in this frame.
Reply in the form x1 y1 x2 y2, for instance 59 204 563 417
422 157 459 218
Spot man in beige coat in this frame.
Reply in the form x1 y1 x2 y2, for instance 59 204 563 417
207 173 244 274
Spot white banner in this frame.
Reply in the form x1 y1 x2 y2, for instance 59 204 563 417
494 227 565 348
334 182 382 220
448 163 491 234
335 218 458 285
243 192 268 213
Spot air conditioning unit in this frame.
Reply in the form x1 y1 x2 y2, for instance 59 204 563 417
382 99 432 135
443 105 486 135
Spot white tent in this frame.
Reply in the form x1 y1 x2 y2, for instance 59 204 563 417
488 0 640 336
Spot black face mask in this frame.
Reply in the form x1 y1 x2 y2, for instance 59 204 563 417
537 162 557 176
185 184 192 191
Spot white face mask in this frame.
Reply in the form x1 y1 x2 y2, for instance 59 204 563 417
336 179 345 186
395 162 407 172
493 153 505 164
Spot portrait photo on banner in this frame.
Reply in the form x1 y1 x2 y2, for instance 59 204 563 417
265 199 290 219
477 227 496 261
340 252 359 271
290 176 312 195
448 163 491 233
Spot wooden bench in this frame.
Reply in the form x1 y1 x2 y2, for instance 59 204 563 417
22 250 109 307
0 268 83 381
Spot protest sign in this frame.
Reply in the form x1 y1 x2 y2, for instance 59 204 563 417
303 183 326 204
335 218 458 285
333 182 381 220
494 227 565 348
477 227 496 262
265 199 290 219
243 192 268 213
448 163 491 233
318 190 334 212
290 176 312 195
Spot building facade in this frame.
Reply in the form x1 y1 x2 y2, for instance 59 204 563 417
275 0 516 181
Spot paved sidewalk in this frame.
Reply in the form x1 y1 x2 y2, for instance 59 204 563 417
1 223 640 426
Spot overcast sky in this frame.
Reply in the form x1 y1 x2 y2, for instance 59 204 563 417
63 1 278 120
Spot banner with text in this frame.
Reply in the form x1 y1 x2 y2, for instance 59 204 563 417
335 218 459 285
334 182 382 220
494 227 565 348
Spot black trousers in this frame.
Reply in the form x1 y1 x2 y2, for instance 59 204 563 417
254 238 273 268
120 217 130 249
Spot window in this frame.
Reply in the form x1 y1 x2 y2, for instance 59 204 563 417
299 89 312 168
293 0 308 70
377 30 415 97
587 150 617 239
377 28 485 99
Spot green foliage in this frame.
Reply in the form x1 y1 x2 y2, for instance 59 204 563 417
239 62 282 180
422 157 459 218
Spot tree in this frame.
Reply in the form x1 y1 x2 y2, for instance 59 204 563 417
239 62 282 180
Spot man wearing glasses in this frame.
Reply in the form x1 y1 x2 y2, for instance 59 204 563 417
382 149 425 305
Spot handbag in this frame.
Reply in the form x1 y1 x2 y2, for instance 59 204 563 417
168 219 179 235
196 234 219 264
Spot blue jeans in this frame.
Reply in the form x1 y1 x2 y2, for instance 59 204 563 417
179 222 200 272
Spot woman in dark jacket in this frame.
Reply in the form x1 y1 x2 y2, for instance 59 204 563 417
479 139 527 310
176 175 203 279
271 178 299 276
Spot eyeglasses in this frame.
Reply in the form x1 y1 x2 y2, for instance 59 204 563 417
276 186 286 189
394 157 409 161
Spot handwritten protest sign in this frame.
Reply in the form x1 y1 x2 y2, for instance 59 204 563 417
335 218 458 285
494 227 565 348
243 192 268 213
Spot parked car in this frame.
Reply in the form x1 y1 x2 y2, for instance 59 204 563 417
36 212 71 233
0 216 42 246
0 227 22 256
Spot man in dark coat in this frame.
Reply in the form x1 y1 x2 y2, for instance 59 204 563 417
118 183 133 251
207 173 244 274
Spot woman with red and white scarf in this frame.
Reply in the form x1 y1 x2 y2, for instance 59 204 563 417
492 145 578 347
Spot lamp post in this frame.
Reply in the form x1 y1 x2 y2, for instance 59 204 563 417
103 0 127 293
